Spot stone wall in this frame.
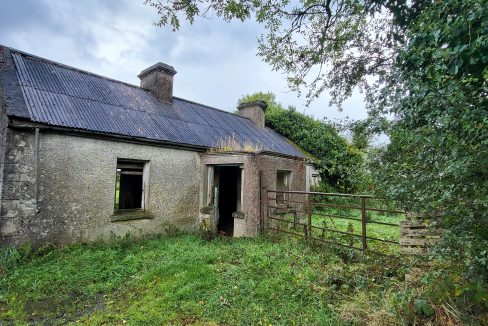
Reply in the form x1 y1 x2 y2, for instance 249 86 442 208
0 124 38 246
1 127 306 246
1 130 201 246
0 87 6 215
400 214 441 255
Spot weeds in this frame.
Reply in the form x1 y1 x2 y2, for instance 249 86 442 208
0 234 484 325
0 246 21 275
211 134 263 153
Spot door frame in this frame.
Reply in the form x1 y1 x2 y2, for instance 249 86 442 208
204 164 244 234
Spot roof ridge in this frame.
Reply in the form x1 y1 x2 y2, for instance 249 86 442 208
8 45 255 123
173 96 247 120
8 46 142 90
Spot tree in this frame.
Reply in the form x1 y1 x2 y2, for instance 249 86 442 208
350 120 371 151
369 0 488 312
378 0 487 220
144 0 428 107
145 0 487 220
145 0 487 216
377 0 488 226
146 0 488 315
239 92 368 192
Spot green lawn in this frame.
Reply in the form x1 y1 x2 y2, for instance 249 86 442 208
0 234 407 325
312 209 403 252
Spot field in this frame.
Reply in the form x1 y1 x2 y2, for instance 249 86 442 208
269 194 404 254
0 234 409 325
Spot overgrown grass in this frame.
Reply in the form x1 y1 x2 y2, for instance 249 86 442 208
2 233 484 325
0 234 414 325
273 209 403 254
312 209 404 253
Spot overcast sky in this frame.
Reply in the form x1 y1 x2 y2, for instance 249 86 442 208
0 0 367 122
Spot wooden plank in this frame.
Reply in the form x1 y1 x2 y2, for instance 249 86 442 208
401 229 430 236
401 230 441 238
400 221 425 228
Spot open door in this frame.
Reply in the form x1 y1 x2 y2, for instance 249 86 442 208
205 165 242 236
216 166 241 236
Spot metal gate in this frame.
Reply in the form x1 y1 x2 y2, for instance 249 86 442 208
265 190 404 254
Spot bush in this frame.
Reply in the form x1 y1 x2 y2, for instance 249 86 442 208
239 92 369 192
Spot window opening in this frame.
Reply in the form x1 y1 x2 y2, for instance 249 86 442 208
276 170 291 204
115 160 145 211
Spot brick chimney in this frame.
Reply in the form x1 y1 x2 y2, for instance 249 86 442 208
237 100 267 128
138 62 177 103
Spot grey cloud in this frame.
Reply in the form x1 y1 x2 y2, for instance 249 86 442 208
0 0 53 31
0 0 368 122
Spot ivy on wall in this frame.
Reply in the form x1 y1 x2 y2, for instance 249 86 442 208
239 92 367 192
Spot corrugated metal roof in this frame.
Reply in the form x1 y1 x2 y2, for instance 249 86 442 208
2 46 303 157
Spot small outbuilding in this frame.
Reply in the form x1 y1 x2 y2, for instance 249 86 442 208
0 45 306 246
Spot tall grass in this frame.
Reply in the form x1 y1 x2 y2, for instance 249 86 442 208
0 246 21 275
1 233 483 325
0 234 413 325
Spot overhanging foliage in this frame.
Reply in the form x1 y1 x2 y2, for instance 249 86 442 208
146 0 488 316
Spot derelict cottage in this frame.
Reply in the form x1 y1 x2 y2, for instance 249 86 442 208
0 45 308 246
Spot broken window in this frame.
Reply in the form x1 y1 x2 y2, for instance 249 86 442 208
276 170 291 204
114 160 147 211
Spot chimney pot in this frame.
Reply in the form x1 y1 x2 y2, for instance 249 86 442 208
138 62 177 103
237 100 267 128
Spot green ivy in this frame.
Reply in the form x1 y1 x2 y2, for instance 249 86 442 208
239 92 368 192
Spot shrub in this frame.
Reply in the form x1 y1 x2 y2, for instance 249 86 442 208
239 92 369 192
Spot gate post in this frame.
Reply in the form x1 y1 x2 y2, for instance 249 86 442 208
259 171 264 233
264 188 269 232
361 196 367 251
307 193 312 240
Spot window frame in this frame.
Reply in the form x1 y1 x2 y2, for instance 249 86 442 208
114 158 150 213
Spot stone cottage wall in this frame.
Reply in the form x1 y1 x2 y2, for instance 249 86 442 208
0 90 6 221
0 130 201 246
258 154 307 233
0 124 39 246
1 129 307 246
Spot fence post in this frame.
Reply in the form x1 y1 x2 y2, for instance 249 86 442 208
361 196 367 251
307 193 312 240
259 171 264 234
265 189 269 231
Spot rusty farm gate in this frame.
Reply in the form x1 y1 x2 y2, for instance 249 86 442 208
265 190 406 254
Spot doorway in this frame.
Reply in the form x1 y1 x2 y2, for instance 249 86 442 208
215 166 242 236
